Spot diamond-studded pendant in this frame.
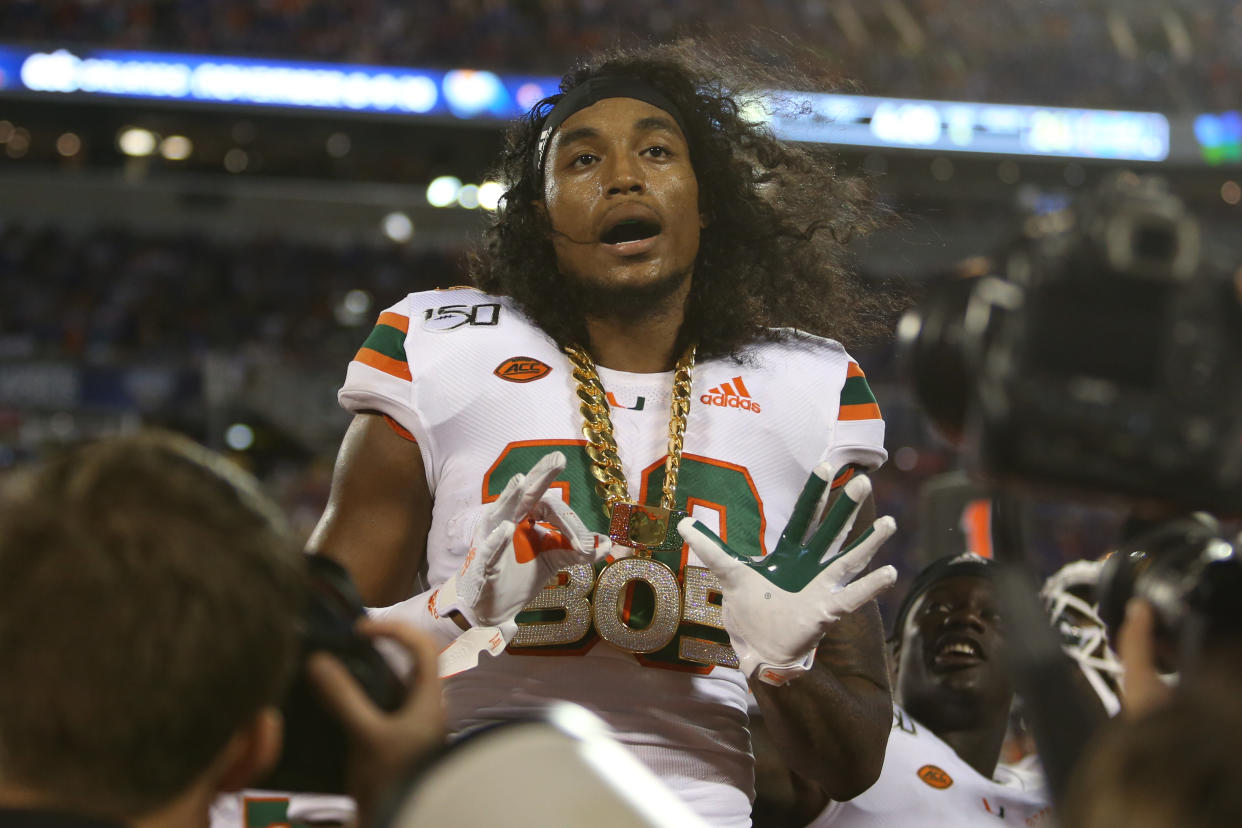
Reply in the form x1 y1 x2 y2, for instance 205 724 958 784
608 501 688 553
593 557 682 653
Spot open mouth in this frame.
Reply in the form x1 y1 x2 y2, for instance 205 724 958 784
932 636 984 669
600 218 661 245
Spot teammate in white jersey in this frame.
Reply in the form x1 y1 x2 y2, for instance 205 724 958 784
310 40 901 826
811 553 1053 827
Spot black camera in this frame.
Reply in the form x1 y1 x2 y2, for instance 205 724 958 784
259 554 406 793
1096 516 1242 673
898 174 1242 513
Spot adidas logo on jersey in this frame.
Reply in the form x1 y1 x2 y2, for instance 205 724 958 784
700 376 760 413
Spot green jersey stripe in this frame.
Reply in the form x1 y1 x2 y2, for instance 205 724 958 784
360 323 408 364
839 375 877 406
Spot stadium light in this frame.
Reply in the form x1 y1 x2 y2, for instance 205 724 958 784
335 288 374 326
426 175 462 208
223 147 248 173
56 132 81 156
382 212 414 242
225 423 254 451
326 132 351 158
1 44 1178 163
117 126 157 157
5 128 29 158
478 180 505 211
160 135 193 160
457 183 481 209
343 289 372 315
442 69 505 118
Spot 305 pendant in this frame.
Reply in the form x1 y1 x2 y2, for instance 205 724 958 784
593 557 682 653
608 501 688 553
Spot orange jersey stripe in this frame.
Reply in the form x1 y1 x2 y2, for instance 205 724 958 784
962 499 994 559
847 361 866 378
839 402 882 421
355 346 412 381
382 414 417 442
377 311 410 334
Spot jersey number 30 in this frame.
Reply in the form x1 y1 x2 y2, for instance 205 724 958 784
484 440 766 673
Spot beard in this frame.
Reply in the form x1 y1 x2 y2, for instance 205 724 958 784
560 263 693 325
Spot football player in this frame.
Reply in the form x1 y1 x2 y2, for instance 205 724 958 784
810 554 1052 827
308 39 901 826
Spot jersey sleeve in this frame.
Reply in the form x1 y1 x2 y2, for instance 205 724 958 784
337 296 429 447
823 359 887 472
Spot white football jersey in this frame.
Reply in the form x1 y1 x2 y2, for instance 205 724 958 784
811 706 1054 827
339 288 887 827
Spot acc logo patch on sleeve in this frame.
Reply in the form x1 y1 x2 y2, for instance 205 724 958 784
495 357 552 383
917 764 954 789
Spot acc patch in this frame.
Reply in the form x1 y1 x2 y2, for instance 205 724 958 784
917 764 954 789
495 357 552 383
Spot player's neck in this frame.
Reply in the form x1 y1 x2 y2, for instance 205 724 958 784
931 715 1008 780
584 300 687 374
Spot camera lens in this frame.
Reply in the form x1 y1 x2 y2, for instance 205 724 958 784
1131 222 1177 263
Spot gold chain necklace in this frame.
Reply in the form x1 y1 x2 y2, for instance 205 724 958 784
564 343 695 556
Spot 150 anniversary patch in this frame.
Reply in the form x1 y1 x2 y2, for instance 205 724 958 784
423 303 501 331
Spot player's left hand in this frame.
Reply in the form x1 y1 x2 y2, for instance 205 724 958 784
436 451 611 675
678 464 897 686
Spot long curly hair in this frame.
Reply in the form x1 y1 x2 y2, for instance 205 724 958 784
470 37 896 360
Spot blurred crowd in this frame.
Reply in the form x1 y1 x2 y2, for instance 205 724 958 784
3 0 1241 110
0 221 458 367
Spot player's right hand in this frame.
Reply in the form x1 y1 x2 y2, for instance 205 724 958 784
678 465 897 685
435 452 609 673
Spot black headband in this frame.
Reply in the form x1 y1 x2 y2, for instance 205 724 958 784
535 75 690 178
888 552 995 643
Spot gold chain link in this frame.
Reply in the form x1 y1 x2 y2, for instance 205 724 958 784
564 343 696 518
664 350 695 509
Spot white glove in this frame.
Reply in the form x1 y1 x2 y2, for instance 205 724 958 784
678 464 897 686
437 451 610 676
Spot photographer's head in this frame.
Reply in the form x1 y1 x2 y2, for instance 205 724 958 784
890 554 1011 734
0 431 304 823
1062 694 1242 828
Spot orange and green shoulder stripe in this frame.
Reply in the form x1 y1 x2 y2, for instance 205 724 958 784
353 311 411 381
838 361 882 421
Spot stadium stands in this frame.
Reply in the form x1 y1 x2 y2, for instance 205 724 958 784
1 0 1237 109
